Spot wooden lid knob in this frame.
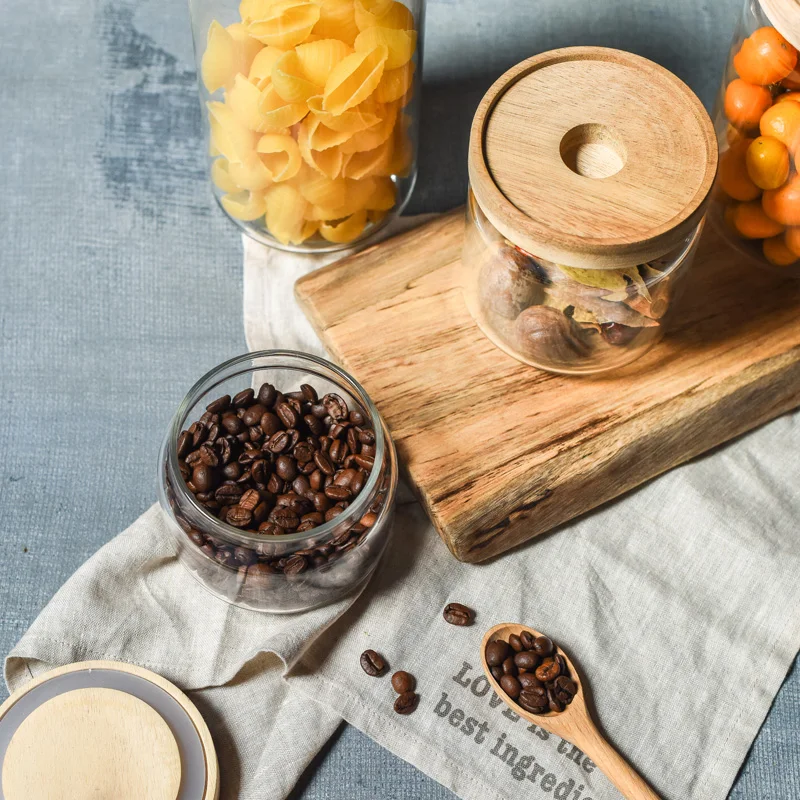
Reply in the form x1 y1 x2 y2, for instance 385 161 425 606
468 47 717 268
759 0 800 51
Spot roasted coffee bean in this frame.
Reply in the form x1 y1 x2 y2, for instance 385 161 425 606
535 657 561 683
259 412 281 437
329 439 347 464
443 602 474 626
334 468 357 487
351 471 366 495
533 635 554 657
232 388 255 407
207 395 231 414
275 455 298 481
500 675 522 699
227 506 253 528
293 442 315 464
547 686 564 714
361 443 376 459
360 511 377 528
347 427 359 453
323 393 348 420
301 511 325 526
217 437 232 465
239 489 260 511
199 443 219 467
258 523 284 536
298 383 317 402
358 429 375 446
485 640 510 667
185 450 203 467
267 430 291 453
518 690 549 714
242 404 267 427
269 508 299 530
501 656 517 676
519 630 535 650
490 665 504 681
324 484 352 501
360 649 387 676
304 414 324 435
215 483 244 504
508 634 524 653
251 459 267 484
257 383 276 406
355 454 375 470
325 506 345 522
314 450 335 476
276 402 300 429
391 671 415 694
514 651 539 672
328 422 348 440
178 461 190 481
267 473 283 495
312 492 331 513
233 547 257 566
349 409 366 426
292 475 311 496
394 691 419 715
309 469 324 491
177 430 192 458
283 554 307 575
554 676 577 703
222 414 245 435
518 672 544 691
192 465 215 493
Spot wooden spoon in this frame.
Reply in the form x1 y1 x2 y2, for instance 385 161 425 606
481 623 660 800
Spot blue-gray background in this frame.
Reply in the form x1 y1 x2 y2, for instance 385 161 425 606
0 0 797 796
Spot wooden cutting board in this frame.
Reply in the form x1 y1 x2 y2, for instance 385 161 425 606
295 209 800 562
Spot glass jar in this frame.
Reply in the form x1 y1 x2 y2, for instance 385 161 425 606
189 0 423 252
711 0 800 274
464 48 717 375
158 351 398 613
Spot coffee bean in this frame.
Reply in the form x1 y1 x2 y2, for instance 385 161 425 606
199 443 219 467
275 455 298 481
239 489 260 511
257 383 276 406
518 690 549 714
323 393 348 420
349 409 366 426
518 672 544 691
206 395 231 414
276 402 300 429
269 508 299 530
324 484 352 501
177 431 192 458
268 431 291 453
514 651 539 672
491 665 504 681
535 657 561 683
293 442 315 464
500 675 521 699
501 656 517 676
314 450 335 476
485 640 510 667
554 675 577 704
533 635 554 657
391 671 415 694
443 603 474 626
227 506 253 528
508 634 524 652
284 554 307 575
520 631 535 650
394 691 419 715
192 465 215 493
547 686 564 713
329 439 347 464
221 414 244 435
232 388 255 407
360 649 387 676
233 547 257 566
242 404 267 427
215 483 243 504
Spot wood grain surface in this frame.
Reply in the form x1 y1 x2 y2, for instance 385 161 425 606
295 208 800 562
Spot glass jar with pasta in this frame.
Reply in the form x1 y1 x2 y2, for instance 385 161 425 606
464 48 718 374
190 0 422 251
710 0 800 274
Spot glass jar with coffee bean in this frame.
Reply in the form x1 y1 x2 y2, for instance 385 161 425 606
158 351 398 613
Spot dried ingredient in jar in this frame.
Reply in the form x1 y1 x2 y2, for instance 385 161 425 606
478 245 544 319
514 306 592 364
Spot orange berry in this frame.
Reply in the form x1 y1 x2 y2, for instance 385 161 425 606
785 226 800 256
763 234 799 265
724 79 773 129
763 174 800 225
746 136 791 189
760 97 800 151
719 138 762 201
730 200 785 238
734 27 797 85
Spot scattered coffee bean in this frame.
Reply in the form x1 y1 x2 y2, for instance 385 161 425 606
443 602 474 626
394 691 419 715
360 649 387 677
487 631 577 715
391 671 416 694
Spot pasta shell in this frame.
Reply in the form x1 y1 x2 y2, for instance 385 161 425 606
256 133 302 181
354 26 415 69
306 113 354 150
258 84 309 130
307 95 380 132
295 165 349 207
264 183 310 243
354 0 413 32
227 154 274 190
221 190 268 220
342 135 392 177
249 46 286 85
319 209 368 242
208 101 259 163
239 0 279 23
340 101 396 152
375 60 413 102
306 176 375 218
322 45 387 114
201 22 242 93
226 23 264 72
211 157 242 193
365 175 396 208
312 0 360 46
295 39 353 87
227 74 265 130
248 1 321 48
297 118 345 177
271 51 322 103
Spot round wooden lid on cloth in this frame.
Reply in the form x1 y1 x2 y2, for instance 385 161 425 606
0 661 219 800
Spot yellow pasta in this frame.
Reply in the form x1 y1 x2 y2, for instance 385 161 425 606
202 22 242 93
307 95 381 132
307 176 377 218
354 0 413 32
208 101 259 163
295 166 349 207
365 175 396 208
354 26 415 69
323 45 387 114
297 118 345 177
295 39 353 87
312 0 360 45
319 209 368 242
342 136 392 177
258 83 309 130
256 133 302 181
239 0 276 23
227 154 273 190
264 183 309 243
248 46 286 87
375 61 413 103
227 74 266 130
271 50 322 103
221 190 268 220
340 102 396 152
248 1 321 48
226 23 263 71
306 114 354 150
211 158 241 193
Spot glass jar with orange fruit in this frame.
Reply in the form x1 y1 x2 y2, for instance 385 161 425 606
713 0 800 272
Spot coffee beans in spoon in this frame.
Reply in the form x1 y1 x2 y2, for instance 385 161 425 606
486 633 577 714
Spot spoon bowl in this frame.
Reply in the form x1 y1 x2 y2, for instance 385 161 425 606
481 623 660 800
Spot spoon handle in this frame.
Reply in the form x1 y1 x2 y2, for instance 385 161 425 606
569 722 660 800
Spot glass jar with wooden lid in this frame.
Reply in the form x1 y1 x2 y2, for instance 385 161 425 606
463 47 718 375
711 0 800 274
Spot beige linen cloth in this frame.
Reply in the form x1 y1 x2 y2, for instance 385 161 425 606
6 219 800 800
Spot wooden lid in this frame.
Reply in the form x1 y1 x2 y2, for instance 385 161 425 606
759 0 800 51
0 661 219 800
468 47 718 268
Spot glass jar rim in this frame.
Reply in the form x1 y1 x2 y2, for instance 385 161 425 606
162 350 389 547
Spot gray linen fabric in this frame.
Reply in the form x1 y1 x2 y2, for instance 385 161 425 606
2 0 799 795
